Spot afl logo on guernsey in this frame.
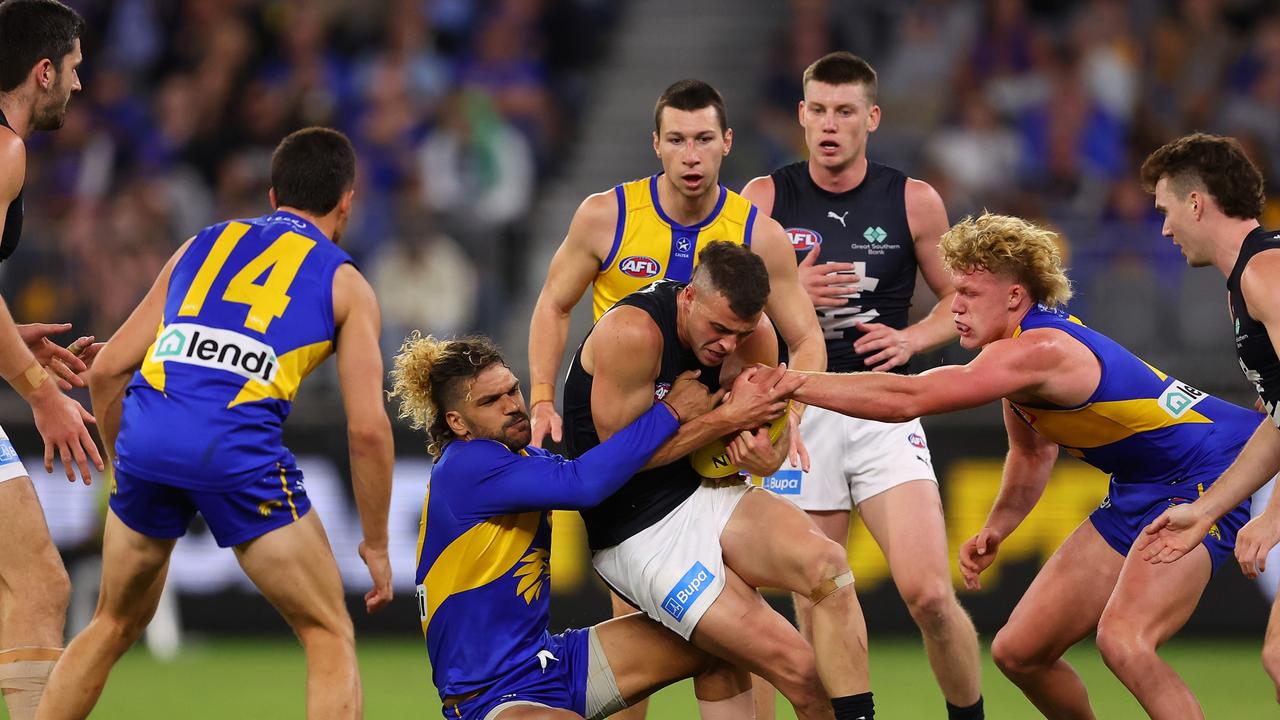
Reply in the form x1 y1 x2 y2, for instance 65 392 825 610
786 228 822 252
619 255 661 278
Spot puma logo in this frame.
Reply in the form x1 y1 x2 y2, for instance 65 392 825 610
828 210 849 227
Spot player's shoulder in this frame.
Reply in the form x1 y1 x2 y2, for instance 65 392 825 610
0 130 25 195
904 176 945 209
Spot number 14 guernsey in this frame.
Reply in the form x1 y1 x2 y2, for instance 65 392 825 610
115 211 353 490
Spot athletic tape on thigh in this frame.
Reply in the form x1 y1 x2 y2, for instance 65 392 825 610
808 571 854 604
585 627 627 720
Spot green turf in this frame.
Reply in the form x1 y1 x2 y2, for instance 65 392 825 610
7 636 1274 718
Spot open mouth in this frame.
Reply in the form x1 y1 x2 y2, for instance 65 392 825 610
818 140 840 153
680 172 703 188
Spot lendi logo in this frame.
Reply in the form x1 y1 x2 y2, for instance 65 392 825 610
152 323 279 383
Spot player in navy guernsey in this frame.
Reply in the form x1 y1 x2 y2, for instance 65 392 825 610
40 129 395 720
393 333 766 720
741 51 982 720
0 4 104 718
1136 133 1280 700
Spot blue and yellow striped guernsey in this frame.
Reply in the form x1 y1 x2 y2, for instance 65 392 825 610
115 211 352 491
1008 304 1261 484
591 174 758 320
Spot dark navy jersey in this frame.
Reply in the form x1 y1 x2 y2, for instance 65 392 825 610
1228 226 1280 428
563 280 719 550
0 107 24 262
770 161 916 373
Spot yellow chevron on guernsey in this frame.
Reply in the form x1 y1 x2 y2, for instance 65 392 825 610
420 509 543 630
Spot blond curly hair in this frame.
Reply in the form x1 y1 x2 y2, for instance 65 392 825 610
939 212 1073 308
387 332 507 460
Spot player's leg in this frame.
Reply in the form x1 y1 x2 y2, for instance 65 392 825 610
1094 542 1211 719
719 488 870 702
0 473 71 720
1263 594 1280 702
856 479 982 710
492 708 582 719
606 592 650 720
692 568 832 720
990 520 1122 719
234 510 359 720
594 612 752 718
36 510 176 720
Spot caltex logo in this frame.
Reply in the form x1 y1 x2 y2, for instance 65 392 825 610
864 226 887 244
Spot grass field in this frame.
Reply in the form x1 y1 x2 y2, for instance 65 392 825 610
6 636 1273 718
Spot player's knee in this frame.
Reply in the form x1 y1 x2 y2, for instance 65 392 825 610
295 615 356 652
1260 643 1280 684
796 537 851 593
901 579 956 634
96 611 149 650
1095 617 1152 675
991 626 1047 677
9 561 70 624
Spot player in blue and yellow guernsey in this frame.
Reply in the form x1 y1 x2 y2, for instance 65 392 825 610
40 129 394 720
786 213 1262 720
389 334 794 720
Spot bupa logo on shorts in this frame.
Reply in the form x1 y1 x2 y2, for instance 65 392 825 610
786 228 822 252
1158 381 1207 419
907 432 927 450
619 255 661 278
152 323 279 384
761 469 803 495
0 438 16 464
653 382 671 400
662 561 715 622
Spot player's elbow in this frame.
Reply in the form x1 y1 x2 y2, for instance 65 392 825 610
347 416 393 453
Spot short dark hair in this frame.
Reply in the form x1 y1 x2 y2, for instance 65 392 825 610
389 332 509 460
654 79 727 134
1139 133 1264 220
803 51 878 103
692 241 770 318
270 127 356 215
0 0 84 92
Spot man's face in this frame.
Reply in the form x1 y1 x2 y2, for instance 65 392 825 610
34 38 82 131
799 80 879 171
1153 176 1211 267
653 106 731 201
949 268 1020 350
678 284 759 366
449 364 531 452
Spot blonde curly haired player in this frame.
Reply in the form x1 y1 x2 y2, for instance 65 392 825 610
939 213 1072 309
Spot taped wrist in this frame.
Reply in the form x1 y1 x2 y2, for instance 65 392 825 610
809 570 854 604
530 383 555 407
5 361 48 398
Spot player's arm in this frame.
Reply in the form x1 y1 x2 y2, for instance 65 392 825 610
526 191 616 446
855 179 958 371
751 214 825 374
740 175 775 216
791 333 1055 423
88 240 191 468
959 400 1059 590
332 263 395 612
455 403 682 515
590 308 792 471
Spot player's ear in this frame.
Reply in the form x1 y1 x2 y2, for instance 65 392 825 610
652 131 660 158
268 188 279 210
722 127 733 155
445 409 469 439
339 189 354 216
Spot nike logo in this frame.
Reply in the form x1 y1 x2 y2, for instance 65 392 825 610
828 210 849 227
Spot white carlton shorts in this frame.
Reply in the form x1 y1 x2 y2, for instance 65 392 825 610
765 406 936 511
593 479 754 640
0 425 28 483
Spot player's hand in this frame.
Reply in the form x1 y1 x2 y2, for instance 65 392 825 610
1136 502 1213 564
853 322 916 372
29 384 103 485
358 541 393 613
1236 512 1280 579
727 420 789 477
722 363 803 429
797 244 858 308
959 527 1003 591
663 369 716 423
69 337 104 369
530 401 562 448
785 409 810 472
19 323 90 389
